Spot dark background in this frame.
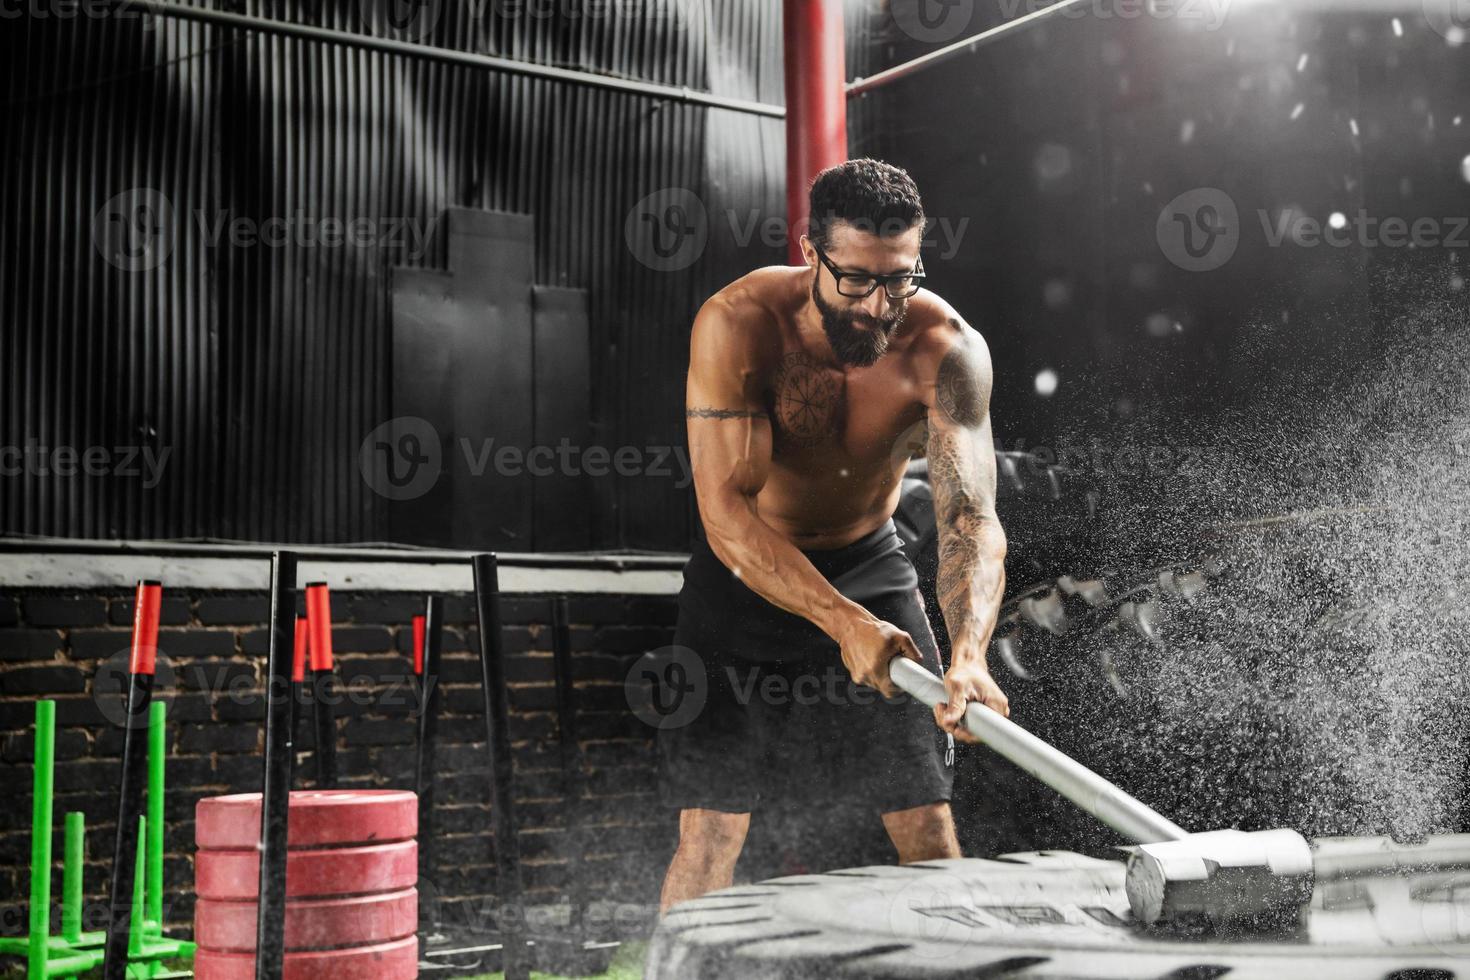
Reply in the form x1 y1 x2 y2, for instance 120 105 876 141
3 0 1466 551
851 0 1469 454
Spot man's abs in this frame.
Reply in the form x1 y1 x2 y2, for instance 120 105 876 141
754 460 911 551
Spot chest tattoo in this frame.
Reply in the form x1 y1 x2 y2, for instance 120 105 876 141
771 352 843 447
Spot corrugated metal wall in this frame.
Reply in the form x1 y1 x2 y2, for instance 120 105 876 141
1 0 793 550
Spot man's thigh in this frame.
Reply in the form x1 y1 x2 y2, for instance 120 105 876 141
657 643 767 813
772 588 955 811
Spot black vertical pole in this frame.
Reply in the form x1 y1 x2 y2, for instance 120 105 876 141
472 555 528 980
290 615 308 769
255 552 298 980
549 596 591 937
312 672 337 787
102 580 162 980
414 594 444 947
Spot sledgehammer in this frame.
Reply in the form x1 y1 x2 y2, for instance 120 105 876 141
888 657 1470 928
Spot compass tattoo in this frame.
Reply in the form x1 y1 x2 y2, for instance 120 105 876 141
771 352 843 447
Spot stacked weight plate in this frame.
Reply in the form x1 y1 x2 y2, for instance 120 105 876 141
193 789 419 979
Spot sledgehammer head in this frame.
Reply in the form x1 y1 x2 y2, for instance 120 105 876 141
1125 829 1315 928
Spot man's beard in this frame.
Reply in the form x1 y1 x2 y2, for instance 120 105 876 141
811 277 907 368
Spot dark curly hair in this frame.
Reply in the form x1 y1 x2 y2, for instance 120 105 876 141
807 158 926 252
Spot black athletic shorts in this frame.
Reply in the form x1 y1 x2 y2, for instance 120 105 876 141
657 518 955 815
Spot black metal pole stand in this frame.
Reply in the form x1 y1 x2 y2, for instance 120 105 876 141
415 594 444 952
255 551 298 980
550 597 593 942
472 555 529 980
102 681 154 978
102 580 162 980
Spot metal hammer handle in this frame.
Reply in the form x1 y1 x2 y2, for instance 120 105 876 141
888 657 1189 845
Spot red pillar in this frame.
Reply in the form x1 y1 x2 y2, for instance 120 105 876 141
783 0 848 265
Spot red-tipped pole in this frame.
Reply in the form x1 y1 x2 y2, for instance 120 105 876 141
129 583 161 676
103 581 161 979
412 614 425 677
290 615 308 753
292 616 309 685
305 584 334 674
305 583 336 788
413 596 443 952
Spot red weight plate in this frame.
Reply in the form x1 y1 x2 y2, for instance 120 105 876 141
193 936 418 980
196 790 417 850
195 840 417 901
194 888 417 952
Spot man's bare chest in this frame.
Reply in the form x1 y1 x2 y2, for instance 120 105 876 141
766 351 925 462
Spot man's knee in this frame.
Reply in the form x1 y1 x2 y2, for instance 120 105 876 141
676 808 750 864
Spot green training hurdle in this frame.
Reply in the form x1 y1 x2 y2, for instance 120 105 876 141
0 700 194 979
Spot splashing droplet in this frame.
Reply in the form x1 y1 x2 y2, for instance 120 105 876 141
1034 369 1059 397
1043 278 1073 311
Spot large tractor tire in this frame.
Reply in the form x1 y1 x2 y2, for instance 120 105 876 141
895 450 1102 656
649 848 1470 979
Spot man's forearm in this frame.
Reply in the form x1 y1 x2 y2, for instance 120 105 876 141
935 511 1007 666
702 499 870 642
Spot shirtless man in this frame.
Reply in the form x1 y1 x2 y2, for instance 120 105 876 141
658 158 1010 911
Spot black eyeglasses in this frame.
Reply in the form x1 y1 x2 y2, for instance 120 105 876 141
812 243 926 299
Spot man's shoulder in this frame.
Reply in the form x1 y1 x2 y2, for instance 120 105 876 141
704 265 804 317
694 266 803 350
902 291 988 362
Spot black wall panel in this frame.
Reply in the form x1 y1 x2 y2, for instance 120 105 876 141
532 285 593 552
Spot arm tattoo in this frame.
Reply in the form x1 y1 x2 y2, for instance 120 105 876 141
928 330 1004 652
687 406 769 419
935 342 986 428
928 431 1003 649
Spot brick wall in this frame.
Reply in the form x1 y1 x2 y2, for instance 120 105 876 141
0 586 680 942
